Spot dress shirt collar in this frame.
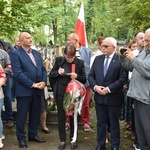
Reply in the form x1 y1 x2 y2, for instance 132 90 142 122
105 52 115 59
27 48 32 53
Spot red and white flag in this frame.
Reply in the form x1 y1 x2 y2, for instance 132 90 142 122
74 2 88 47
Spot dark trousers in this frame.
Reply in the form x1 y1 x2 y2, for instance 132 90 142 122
70 115 75 141
16 93 41 141
95 103 121 149
56 95 74 142
2 74 13 121
131 103 139 143
134 100 150 150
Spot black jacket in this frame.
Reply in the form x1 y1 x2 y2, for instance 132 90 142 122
49 56 86 99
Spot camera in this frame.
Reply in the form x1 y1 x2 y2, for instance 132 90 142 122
120 48 127 55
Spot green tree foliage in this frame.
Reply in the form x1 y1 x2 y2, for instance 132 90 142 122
103 0 150 39
0 0 34 40
0 0 149 45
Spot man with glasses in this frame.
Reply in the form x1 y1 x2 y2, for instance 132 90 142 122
88 37 126 150
129 31 145 150
121 28 150 150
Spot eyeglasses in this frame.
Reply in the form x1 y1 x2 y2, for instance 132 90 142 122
145 39 150 43
101 45 114 48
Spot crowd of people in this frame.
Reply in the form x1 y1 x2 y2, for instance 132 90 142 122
0 28 150 150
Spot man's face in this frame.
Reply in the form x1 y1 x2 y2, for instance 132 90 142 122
20 33 32 47
135 33 145 48
14 37 21 48
101 39 115 56
144 32 150 49
67 35 77 47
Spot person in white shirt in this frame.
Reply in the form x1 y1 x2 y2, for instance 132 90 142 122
90 36 104 68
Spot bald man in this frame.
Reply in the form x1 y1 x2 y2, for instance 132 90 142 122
14 37 21 50
134 32 145 52
10 32 47 148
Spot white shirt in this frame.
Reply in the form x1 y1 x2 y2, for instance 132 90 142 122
90 50 103 68
76 50 81 59
103 52 115 69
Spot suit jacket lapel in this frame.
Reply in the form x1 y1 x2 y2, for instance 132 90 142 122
96 55 105 80
20 48 37 68
101 55 105 75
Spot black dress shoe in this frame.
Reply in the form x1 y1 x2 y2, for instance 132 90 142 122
19 140 27 148
28 136 46 142
42 128 50 134
71 142 77 149
58 142 66 150
7 120 14 128
96 145 106 150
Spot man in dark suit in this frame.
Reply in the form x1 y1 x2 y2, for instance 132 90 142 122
88 37 126 150
10 32 47 148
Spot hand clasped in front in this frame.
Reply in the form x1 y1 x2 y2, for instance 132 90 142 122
95 85 109 95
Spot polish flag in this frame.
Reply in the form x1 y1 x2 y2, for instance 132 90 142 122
74 3 88 47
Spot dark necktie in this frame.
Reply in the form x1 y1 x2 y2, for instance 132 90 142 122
103 56 109 77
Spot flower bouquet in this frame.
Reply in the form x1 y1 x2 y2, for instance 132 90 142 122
63 79 86 115
63 63 86 142
47 98 57 113
63 78 86 143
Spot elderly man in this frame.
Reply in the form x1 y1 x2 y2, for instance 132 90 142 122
10 32 47 148
88 37 126 150
129 31 145 150
121 29 150 150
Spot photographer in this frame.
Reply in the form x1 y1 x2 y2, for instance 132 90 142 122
120 29 150 150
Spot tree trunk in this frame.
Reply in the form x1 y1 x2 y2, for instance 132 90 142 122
52 19 57 46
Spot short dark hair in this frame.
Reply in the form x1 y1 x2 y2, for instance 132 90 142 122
134 31 142 38
64 43 76 56
0 39 6 50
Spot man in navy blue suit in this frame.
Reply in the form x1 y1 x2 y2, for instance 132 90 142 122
10 32 47 148
88 37 126 150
